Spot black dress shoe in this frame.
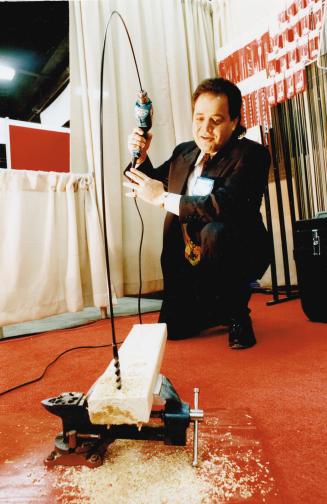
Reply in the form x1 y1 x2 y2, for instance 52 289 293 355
228 316 257 349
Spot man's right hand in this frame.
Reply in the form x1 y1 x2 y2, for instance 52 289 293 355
127 128 153 165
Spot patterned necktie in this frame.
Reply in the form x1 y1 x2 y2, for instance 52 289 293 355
183 153 210 266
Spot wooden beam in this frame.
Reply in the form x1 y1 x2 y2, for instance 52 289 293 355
87 323 167 426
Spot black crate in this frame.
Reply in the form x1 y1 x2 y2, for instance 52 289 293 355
293 218 327 323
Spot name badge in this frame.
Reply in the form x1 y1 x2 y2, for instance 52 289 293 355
192 176 214 196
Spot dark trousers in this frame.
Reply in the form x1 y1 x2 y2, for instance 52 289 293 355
159 222 255 340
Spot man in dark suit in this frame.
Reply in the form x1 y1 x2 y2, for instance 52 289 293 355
124 78 271 348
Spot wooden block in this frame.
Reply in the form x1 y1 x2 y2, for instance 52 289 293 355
87 323 167 426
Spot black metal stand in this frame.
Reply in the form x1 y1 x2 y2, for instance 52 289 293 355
261 126 299 305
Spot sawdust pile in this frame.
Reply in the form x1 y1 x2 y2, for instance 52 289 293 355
54 435 277 503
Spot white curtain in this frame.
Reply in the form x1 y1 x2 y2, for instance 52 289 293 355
70 0 215 295
0 170 109 326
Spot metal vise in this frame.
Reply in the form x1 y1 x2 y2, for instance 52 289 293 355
42 375 204 468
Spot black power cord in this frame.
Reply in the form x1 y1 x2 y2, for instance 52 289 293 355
0 341 122 398
133 198 144 324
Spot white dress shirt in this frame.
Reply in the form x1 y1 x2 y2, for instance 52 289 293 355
164 151 209 215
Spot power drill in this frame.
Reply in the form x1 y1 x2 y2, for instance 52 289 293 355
131 90 153 168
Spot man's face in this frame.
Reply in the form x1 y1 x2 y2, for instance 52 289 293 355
192 92 239 154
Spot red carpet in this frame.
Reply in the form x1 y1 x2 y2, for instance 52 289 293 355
0 294 326 503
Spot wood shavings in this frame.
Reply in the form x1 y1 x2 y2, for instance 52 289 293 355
54 432 278 503
54 440 209 504
200 416 277 502
199 449 275 502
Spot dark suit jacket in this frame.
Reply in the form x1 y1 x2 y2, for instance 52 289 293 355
136 135 271 281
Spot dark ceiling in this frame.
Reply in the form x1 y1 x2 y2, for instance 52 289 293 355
0 0 69 123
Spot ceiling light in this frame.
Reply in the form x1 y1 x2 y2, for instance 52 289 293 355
0 64 16 81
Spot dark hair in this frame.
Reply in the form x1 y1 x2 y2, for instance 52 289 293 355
192 77 246 137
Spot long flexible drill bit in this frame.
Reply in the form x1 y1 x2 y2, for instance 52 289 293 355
98 11 152 389
98 12 126 390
